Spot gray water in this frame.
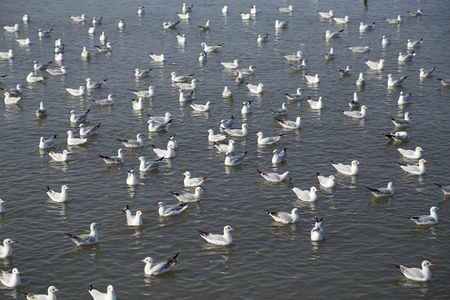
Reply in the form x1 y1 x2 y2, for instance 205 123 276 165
1 0 449 299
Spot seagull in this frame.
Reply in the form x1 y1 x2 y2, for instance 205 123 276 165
22 286 60 300
331 160 362 175
290 59 307 71
382 35 391 46
81 46 90 59
33 60 53 71
214 140 236 153
88 26 96 34
198 225 234 245
3 92 21 105
137 156 164 172
391 112 411 127
307 96 323 109
257 34 269 43
250 5 257 15
240 12 251 21
419 67 435 78
385 15 403 24
311 218 324 241
256 132 283 145
27 72 48 83
324 29 343 39
87 285 115 300
224 123 249 137
70 13 86 22
256 169 291 182
99 148 124 164
198 20 211 30
45 185 69 203
325 47 335 59
190 101 211 112
69 109 90 123
338 66 352 76
86 78 107 89
435 183 450 195
148 112 173 124
94 42 113 53
366 182 394 197
131 98 144 110
3 84 23 96
183 171 206 187
16 37 31 45
92 16 102 25
170 71 195 83
0 239 17 258
221 59 240 69
126 168 139 186
285 88 304 100
0 268 21 287
334 15 350 24
219 116 235 129
54 53 64 61
118 19 126 29
398 51 416 62
222 86 233 98
225 151 247 166
341 105 368 118
409 207 441 225
22 14 30 22
39 135 57 149
65 85 86 96
275 20 289 29
138 6 145 15
157 202 188 217
272 148 287 164
395 260 434 282
241 101 253 114
117 133 145 148
100 32 107 42
359 22 376 31
207 129 226 142
0 199 6 213
397 147 422 159
317 172 336 188
67 130 88 146
284 51 303 61
222 5 228 14
150 53 165 62
147 119 172 132
168 135 178 149
398 91 412 104
79 123 101 137
65 222 100 246
201 42 222 53
318 10 334 18
266 208 299 224
48 150 71 162
131 86 156 98
152 144 175 158
134 68 152 78
176 33 186 44
271 103 288 115
178 12 190 20
171 187 204 202
141 253 179 276
356 73 366 86
365 59 385 70
437 78 450 87
176 79 198 90
304 74 320 84
198 51 207 63
246 82 264 94
406 9 423 17
385 131 410 142
398 159 427 175
407 38 423 48
38 28 53 37
279 5 294 13
291 185 318 202
3 24 20 32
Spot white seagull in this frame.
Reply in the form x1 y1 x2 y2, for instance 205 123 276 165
67 130 88 146
398 51 416 62
365 59 385 70
22 286 60 300
48 150 71 162
147 119 172 132
272 148 287 164
256 169 291 182
131 86 156 98
409 207 441 225
27 72 48 83
137 156 164 172
366 182 394 197
359 22 376 31
198 20 211 30
45 185 69 202
391 112 411 127
331 160 362 175
246 82 264 94
0 239 17 258
183 171 206 187
311 218 324 241
214 140 236 153
65 222 100 246
198 225 234 245
307 96 323 109
419 67 435 78
171 187 204 202
69 109 90 122
86 78 107 89
325 29 344 39
241 101 252 114
39 135 57 149
266 208 299 224
341 105 368 118
157 202 188 217
150 53 165 62
225 151 247 166
279 5 294 13
117 133 145 148
134 68 152 78
87 285 115 300
398 159 427 175
79 123 101 136
318 10 334 18
224 123 249 137
141 253 179 276
317 172 336 188
305 74 320 84
395 261 434 281
99 148 124 164
385 131 410 142
285 88 304 100
201 42 222 53
291 185 318 202
152 144 175 158
407 38 423 48
398 91 412 104
65 85 86 96
397 146 422 159
0 268 21 287
435 183 450 196
126 168 139 186
256 132 283 145
190 101 211 112
385 15 403 24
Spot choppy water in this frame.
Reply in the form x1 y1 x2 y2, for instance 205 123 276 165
1 0 449 299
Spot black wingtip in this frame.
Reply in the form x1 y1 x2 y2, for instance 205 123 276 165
316 172 320 176
434 183 442 188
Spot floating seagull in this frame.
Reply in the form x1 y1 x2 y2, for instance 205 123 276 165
69 109 90 123
94 42 113 53
86 78 107 89
67 130 88 146
317 172 336 188
419 67 435 78
222 5 228 14
359 22 376 31
138 6 145 15
290 60 307 71
222 86 233 98
266 208 299 224
126 168 139 186
0 199 6 213
131 97 144 110
311 218 324 241
407 38 423 48
271 103 288 115
168 134 178 148
250 5 257 15
92 16 102 25
22 286 60 300
81 46 90 59
435 183 450 195
334 15 350 24
171 187 204 202
198 51 207 63
246 82 264 94
291 185 318 202
54 53 64 61
318 10 334 18
324 29 343 39
88 26 96 34
198 225 234 245
398 91 412 104
137 156 163 172
150 53 165 62
331 160 362 175
79 123 101 137
214 140 236 153
3 92 21 105
225 151 247 166
365 59 385 70
170 71 195 83
176 33 186 44
279 5 294 13
48 150 71 162
33 60 53 71
201 42 222 53
366 182 394 197
65 222 100 246
3 24 20 33
65 85 86 97
257 34 269 43
190 101 211 112
387 74 408 88
178 12 190 20
409 206 441 225
325 47 335 59
207 129 226 142
385 15 403 24
152 144 175 158
382 35 390 45
398 159 427 175
284 51 303 62
157 202 187 217
307 96 323 109
183 171 206 187
356 73 366 86
0 239 17 258
437 78 450 87
22 14 30 22
341 105 368 118
198 20 211 30
240 12 251 21
221 59 240 69
148 112 173 123
395 260 434 282
392 112 411 127
117 133 145 148
385 131 410 142
38 28 53 37
406 9 423 17
99 148 124 164
398 51 416 62
338 66 352 76
285 88 304 100
224 123 249 137
45 185 70 203
272 148 287 164
147 119 172 132
46 66 68 76
141 253 179 276
304 73 320 84
276 117 301 129
131 86 156 98
241 101 252 114
134 68 152 78
0 268 21 287
219 116 235 129
397 146 422 159
27 72 48 83
256 169 290 182
256 132 282 145
16 38 31 45
176 79 198 90
275 20 289 29
118 19 126 29
87 285 115 300
39 135 57 149
0 50 14 59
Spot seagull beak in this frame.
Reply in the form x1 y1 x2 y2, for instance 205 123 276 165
56 290 61 292
430 264 436 267
358 163 363 165
140 260 145 262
